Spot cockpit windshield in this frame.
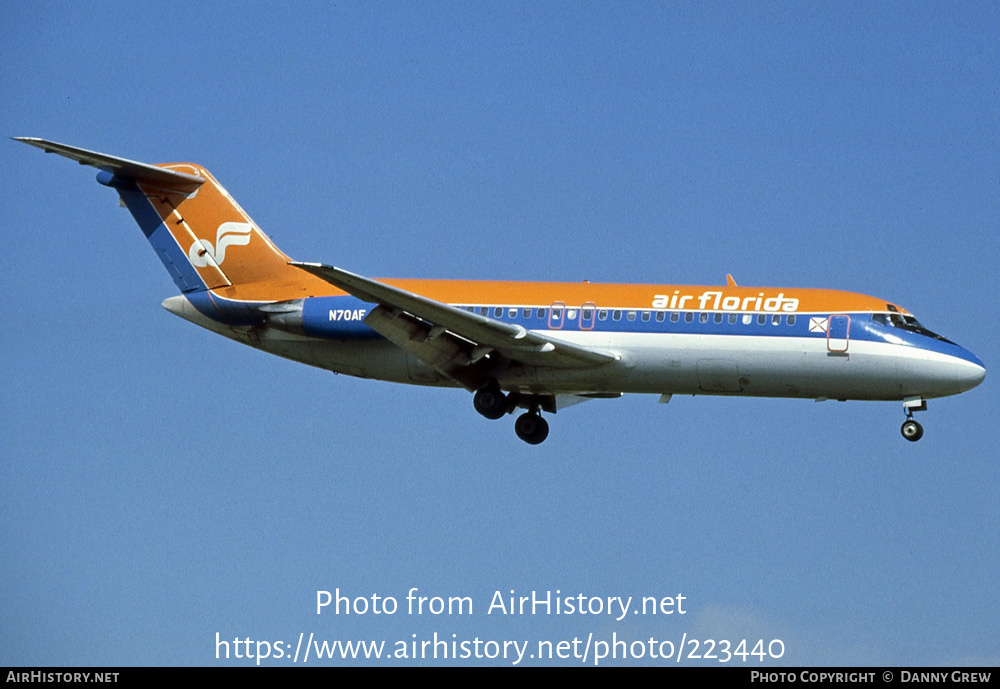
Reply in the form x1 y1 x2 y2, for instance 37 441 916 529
872 309 955 344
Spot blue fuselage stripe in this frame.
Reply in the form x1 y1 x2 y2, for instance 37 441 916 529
295 296 980 365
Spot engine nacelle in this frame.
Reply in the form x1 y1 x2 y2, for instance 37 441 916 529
259 296 378 339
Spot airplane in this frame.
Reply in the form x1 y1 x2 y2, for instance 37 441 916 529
16 137 986 444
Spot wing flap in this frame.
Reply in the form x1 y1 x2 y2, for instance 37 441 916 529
364 305 485 390
290 262 618 369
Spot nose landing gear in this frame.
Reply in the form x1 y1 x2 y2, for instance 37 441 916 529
900 397 926 442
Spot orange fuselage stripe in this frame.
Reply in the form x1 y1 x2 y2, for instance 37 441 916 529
215 278 901 315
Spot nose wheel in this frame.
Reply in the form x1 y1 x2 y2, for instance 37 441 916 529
901 418 923 442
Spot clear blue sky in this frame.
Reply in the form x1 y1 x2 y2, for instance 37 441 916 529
2 1 997 666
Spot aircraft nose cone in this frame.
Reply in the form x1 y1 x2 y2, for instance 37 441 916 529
965 361 986 390
954 349 986 392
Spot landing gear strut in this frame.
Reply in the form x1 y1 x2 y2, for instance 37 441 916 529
900 398 926 442
515 411 549 445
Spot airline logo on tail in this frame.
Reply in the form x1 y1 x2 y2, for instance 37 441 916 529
189 221 253 267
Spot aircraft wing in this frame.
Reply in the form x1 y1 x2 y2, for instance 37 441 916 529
290 263 618 380
14 137 205 194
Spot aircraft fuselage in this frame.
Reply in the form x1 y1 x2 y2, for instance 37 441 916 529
19 137 985 444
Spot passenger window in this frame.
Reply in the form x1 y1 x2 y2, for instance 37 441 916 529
757 314 767 325
582 308 593 320
480 307 489 316
742 314 752 325
656 311 666 322
699 312 709 323
714 313 723 324
568 309 578 320
613 310 622 321
787 315 796 326
772 314 780 325
494 307 503 318
627 311 636 321
641 311 650 322
522 308 531 318
536 308 545 319
685 312 694 323
509 308 518 318
728 313 738 324
671 312 680 323
598 309 608 320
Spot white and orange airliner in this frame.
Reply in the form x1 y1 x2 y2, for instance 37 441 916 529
18 138 985 444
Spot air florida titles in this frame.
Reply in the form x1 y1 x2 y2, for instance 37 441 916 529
488 590 686 622
652 290 799 313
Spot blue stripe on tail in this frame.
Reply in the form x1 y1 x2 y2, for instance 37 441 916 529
99 173 207 294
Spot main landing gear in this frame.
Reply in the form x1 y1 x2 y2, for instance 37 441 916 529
514 411 549 445
900 398 927 442
473 383 507 420
473 382 549 445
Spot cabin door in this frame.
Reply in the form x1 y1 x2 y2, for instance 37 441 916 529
827 315 850 352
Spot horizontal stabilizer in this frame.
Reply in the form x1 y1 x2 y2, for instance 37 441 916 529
14 137 205 194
